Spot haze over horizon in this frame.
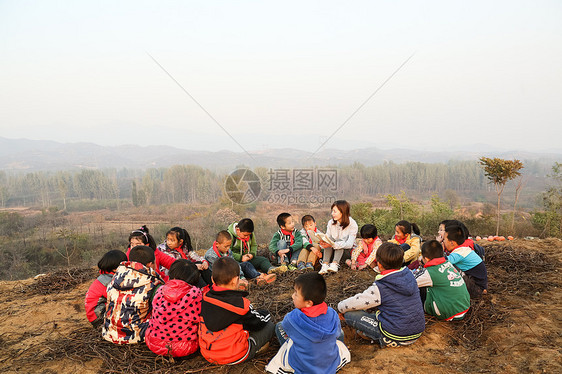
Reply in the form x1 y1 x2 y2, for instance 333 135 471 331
1 1 561 155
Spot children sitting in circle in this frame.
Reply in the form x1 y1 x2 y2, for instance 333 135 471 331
86 210 489 367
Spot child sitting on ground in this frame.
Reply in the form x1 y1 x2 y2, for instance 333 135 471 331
443 223 488 298
145 260 202 357
265 272 351 374
228 218 281 275
338 242 425 347
127 225 175 281
269 213 303 271
346 224 382 271
389 220 422 267
438 220 485 260
414 240 470 320
84 250 127 327
199 257 275 365
157 226 211 286
205 231 275 289
103 245 164 344
296 215 323 270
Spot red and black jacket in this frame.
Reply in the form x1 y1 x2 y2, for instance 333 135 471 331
199 285 270 364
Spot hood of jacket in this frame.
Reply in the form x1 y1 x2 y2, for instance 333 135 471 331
110 261 161 291
284 307 340 343
162 279 196 304
376 267 419 297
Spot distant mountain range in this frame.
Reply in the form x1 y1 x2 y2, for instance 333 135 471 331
0 137 560 172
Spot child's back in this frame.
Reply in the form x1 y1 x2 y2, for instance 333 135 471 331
372 267 425 340
199 257 273 364
146 260 202 357
102 246 163 344
280 299 344 373
338 243 425 346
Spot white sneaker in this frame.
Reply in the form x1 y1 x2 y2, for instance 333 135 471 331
328 262 339 273
318 263 330 275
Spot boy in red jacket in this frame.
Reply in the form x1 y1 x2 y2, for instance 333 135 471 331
199 257 274 364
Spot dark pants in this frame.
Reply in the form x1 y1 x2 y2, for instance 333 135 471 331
247 321 275 360
463 261 488 297
249 256 273 273
240 261 261 279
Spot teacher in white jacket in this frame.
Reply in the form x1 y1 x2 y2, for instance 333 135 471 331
319 200 358 274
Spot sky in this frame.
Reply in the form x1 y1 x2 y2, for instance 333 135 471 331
1 0 561 154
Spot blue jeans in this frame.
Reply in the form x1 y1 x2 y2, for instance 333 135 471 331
240 261 261 279
343 311 383 343
275 321 344 345
277 240 301 265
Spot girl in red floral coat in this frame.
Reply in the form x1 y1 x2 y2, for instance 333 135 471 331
145 259 202 357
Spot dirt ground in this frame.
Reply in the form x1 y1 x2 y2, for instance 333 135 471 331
0 239 560 374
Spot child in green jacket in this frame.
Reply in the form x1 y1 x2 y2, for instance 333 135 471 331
269 213 303 271
228 218 282 275
414 240 470 321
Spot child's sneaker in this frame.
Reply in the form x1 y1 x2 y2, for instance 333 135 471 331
297 262 306 271
318 263 329 275
238 279 250 291
287 263 298 271
328 262 339 273
255 273 276 286
268 264 288 274
305 262 314 270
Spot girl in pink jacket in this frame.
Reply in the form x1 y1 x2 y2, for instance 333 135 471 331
145 259 202 357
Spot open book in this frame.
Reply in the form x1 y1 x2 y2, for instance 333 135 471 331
307 230 336 247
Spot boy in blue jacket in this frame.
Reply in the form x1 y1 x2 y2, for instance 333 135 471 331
338 242 425 347
266 272 351 374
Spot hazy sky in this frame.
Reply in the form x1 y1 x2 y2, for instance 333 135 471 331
1 1 561 153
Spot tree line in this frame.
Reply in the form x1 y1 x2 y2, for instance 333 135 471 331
0 160 550 210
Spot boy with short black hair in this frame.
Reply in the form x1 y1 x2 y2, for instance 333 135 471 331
414 240 470 320
228 218 280 275
102 245 163 344
297 215 323 270
205 230 275 289
199 257 274 365
443 223 488 298
338 242 425 347
269 213 303 271
266 272 350 374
